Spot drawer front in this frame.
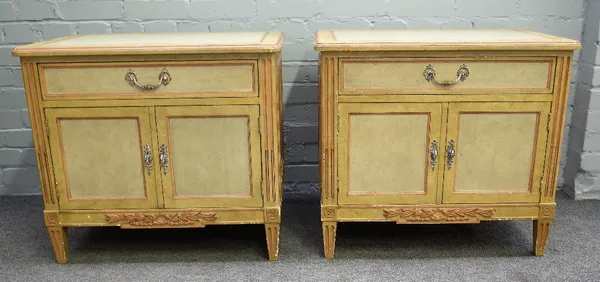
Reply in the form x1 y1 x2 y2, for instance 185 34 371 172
40 60 257 99
340 58 555 95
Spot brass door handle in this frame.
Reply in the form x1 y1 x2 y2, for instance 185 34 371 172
429 140 438 171
447 140 456 169
423 64 470 86
125 68 171 90
143 144 152 175
159 144 169 175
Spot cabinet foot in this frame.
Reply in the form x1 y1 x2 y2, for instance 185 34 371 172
533 219 552 256
47 226 69 264
322 221 337 259
265 223 280 261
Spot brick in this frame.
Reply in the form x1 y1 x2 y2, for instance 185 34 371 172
0 110 24 130
21 110 30 128
589 89 600 111
41 23 75 40
12 69 23 88
112 22 143 33
387 0 455 17
22 148 37 166
284 143 304 163
125 1 188 20
0 149 23 166
144 22 176 33
0 2 17 22
243 21 274 32
17 0 57 20
456 0 518 17
0 89 27 109
581 153 600 172
335 18 372 30
282 65 307 83
319 0 387 17
257 0 319 18
546 19 584 41
503 18 546 34
373 20 408 30
190 0 255 19
0 129 33 147
583 134 600 151
208 21 245 32
284 164 318 182
0 185 6 195
59 1 122 20
2 167 40 189
585 111 600 133
272 21 308 42
284 104 318 124
2 24 41 44
284 123 317 143
406 19 443 29
77 23 111 34
582 20 599 44
283 182 319 194
282 43 317 61
519 0 585 18
304 144 318 163
0 47 20 66
283 85 318 104
0 69 13 86
177 22 209 32
306 65 318 83
441 20 473 29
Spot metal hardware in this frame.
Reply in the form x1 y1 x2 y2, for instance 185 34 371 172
125 68 172 90
429 140 438 171
159 144 169 175
423 64 470 86
143 144 152 175
447 140 456 169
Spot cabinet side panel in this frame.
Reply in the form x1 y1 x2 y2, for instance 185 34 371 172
320 54 337 206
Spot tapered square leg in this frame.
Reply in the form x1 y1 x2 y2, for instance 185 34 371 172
265 223 280 261
322 222 337 259
47 226 69 264
533 220 552 256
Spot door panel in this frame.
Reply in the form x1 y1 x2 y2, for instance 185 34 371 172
156 105 262 208
46 107 159 209
442 102 550 203
338 103 443 204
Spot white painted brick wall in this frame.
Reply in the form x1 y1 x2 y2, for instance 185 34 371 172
0 0 588 196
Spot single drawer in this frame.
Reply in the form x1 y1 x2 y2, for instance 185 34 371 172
39 60 257 99
339 58 555 95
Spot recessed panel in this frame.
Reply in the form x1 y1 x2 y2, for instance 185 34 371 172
349 114 429 194
454 113 538 192
169 116 251 197
59 118 145 199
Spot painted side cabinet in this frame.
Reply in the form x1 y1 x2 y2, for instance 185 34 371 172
314 29 580 258
13 32 285 263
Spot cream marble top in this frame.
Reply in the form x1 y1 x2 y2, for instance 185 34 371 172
13 32 284 56
314 29 580 51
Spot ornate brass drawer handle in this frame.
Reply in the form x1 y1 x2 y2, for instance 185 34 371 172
143 144 153 175
447 140 456 169
159 144 169 175
125 68 172 90
423 64 470 86
429 140 438 171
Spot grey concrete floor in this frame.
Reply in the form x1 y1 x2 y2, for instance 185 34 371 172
0 192 599 282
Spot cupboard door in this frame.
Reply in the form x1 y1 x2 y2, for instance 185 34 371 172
338 103 443 205
156 105 262 208
442 102 550 203
46 107 159 210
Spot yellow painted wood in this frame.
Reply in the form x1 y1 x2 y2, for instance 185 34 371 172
14 32 283 262
340 58 554 94
316 29 577 258
338 103 442 205
40 61 257 99
442 102 550 203
315 29 581 51
13 32 285 56
156 105 263 208
46 107 159 209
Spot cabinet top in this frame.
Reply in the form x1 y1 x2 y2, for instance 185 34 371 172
314 29 580 52
12 32 285 57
